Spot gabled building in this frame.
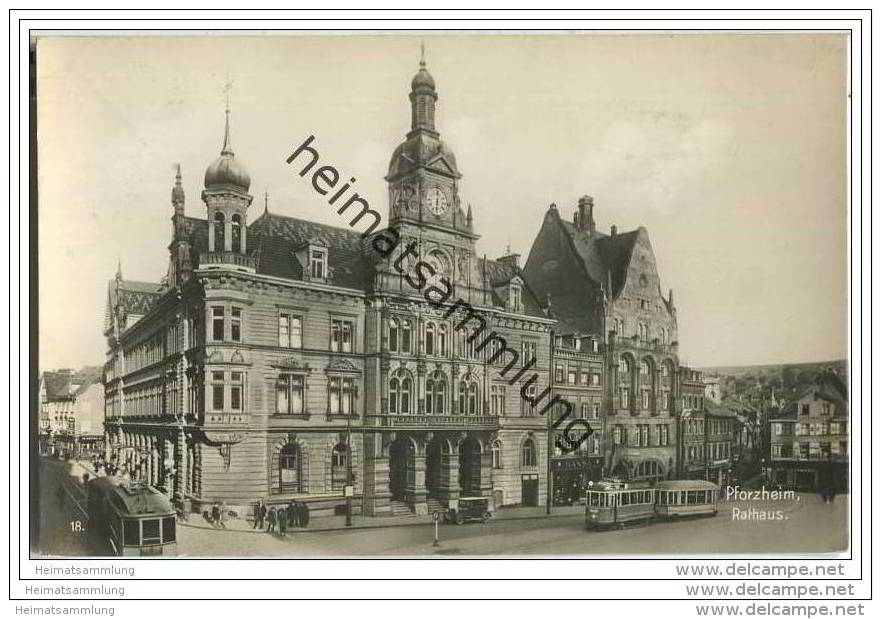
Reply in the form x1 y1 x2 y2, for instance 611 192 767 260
39 366 104 457
524 197 680 484
103 54 555 518
769 372 848 492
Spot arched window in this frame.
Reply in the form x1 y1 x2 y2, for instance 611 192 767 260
459 376 479 415
491 440 502 469
640 360 649 375
425 322 435 355
522 438 537 467
231 214 242 252
388 317 399 353
401 320 412 354
389 370 413 414
331 443 349 491
278 443 301 493
389 376 399 413
425 371 447 415
437 324 448 357
213 212 225 251
619 356 631 375
457 329 467 358
401 374 412 414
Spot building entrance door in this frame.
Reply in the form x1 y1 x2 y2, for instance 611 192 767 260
389 438 410 501
426 438 442 497
521 474 539 507
458 437 481 496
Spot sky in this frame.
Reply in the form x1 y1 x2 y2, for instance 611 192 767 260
36 33 848 370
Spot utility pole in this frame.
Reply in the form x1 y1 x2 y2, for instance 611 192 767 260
546 329 556 516
345 403 353 527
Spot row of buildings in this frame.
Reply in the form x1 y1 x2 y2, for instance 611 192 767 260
38 367 105 458
94 54 846 519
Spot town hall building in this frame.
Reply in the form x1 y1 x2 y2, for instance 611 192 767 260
103 55 558 518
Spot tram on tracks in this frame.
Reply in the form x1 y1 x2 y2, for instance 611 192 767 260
653 479 720 519
86 477 177 556
585 478 719 529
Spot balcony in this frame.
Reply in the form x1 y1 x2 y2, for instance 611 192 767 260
203 411 248 428
368 414 500 430
199 251 256 273
554 348 601 361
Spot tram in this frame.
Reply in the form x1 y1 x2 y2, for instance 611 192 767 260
584 479 655 528
653 479 720 519
585 478 720 529
86 477 177 556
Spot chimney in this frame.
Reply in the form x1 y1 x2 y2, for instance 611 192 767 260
497 247 520 270
578 195 595 234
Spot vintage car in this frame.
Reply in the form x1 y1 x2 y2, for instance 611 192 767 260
444 496 492 525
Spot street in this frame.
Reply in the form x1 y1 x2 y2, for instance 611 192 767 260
34 457 848 558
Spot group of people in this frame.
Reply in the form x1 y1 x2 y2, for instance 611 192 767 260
209 502 228 528
253 500 310 536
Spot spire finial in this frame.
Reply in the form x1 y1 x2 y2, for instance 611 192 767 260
420 40 426 67
175 162 182 184
221 76 234 156
116 257 123 282
264 191 269 214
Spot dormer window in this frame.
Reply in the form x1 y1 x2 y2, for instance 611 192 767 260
310 248 327 280
509 284 522 312
574 338 582 352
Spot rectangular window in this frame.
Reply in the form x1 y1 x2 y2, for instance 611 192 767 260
279 313 303 348
276 374 304 415
331 319 354 353
211 307 225 341
230 372 243 410
211 371 225 411
311 249 327 279
521 341 537 362
554 365 564 383
329 377 355 415
230 307 242 342
620 388 629 408
642 390 650 409
801 403 810 416
567 370 577 385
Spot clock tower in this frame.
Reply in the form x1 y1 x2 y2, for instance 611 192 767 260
386 50 475 239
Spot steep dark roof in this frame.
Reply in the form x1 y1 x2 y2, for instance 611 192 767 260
558 219 642 297
479 256 547 318
774 372 848 420
248 211 376 290
42 366 103 401
107 279 164 318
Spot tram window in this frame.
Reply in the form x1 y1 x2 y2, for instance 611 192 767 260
162 517 176 543
142 519 161 545
123 520 140 546
620 493 629 506
588 493 601 507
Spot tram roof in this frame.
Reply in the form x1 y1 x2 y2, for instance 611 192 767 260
654 480 720 491
88 477 175 516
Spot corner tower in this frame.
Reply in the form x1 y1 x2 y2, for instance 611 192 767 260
201 101 254 271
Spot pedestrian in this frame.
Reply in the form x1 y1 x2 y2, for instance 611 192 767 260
266 506 277 533
211 502 221 528
287 501 297 528
277 504 288 537
218 501 227 529
253 500 266 530
299 500 310 528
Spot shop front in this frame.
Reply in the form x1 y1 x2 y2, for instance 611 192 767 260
551 455 603 506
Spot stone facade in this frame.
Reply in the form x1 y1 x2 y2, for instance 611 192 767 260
769 373 848 492
103 56 553 518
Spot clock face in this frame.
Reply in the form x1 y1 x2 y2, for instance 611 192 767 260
425 187 448 216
